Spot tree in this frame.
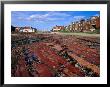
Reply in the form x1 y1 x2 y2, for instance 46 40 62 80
11 25 15 32
34 29 37 32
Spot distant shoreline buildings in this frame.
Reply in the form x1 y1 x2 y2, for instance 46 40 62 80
52 25 65 32
52 16 100 32
11 26 37 32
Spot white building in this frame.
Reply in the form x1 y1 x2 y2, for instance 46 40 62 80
52 25 64 32
19 27 36 32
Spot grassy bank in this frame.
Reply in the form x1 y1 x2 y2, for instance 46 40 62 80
57 32 100 37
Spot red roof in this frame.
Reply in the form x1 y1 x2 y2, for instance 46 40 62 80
53 26 64 30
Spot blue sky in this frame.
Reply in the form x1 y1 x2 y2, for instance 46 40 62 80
11 11 100 31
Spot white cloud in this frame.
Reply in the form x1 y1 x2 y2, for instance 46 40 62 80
47 17 64 21
49 12 70 17
73 16 85 21
23 12 71 22
17 17 27 21
94 14 100 16
18 17 23 20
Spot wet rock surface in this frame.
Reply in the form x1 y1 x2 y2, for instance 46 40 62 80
11 33 100 77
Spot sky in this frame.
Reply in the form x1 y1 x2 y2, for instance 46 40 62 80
11 11 100 31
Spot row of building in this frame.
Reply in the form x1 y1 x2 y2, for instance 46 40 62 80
11 26 37 32
52 16 100 32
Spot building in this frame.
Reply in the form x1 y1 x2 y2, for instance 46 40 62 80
15 27 20 32
90 16 100 29
52 25 65 32
71 21 79 32
70 16 100 32
15 26 37 32
51 15 100 33
20 27 35 32
84 19 91 32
